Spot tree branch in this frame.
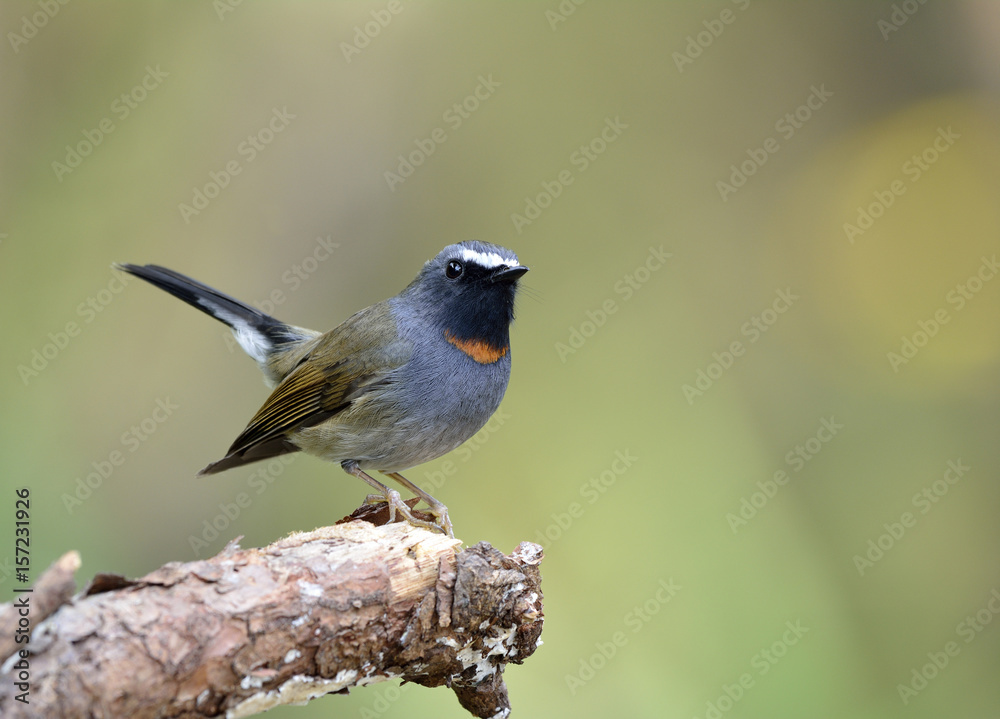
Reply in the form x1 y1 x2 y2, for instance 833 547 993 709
0 507 544 718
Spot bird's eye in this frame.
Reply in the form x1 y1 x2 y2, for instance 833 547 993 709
446 260 463 279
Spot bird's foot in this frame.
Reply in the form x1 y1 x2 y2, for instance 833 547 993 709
346 462 453 537
384 471 454 538
374 488 444 534
414 502 453 538
363 488 452 536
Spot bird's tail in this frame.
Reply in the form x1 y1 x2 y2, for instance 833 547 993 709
115 263 314 365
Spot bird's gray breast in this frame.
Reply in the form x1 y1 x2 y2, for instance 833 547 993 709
361 299 511 471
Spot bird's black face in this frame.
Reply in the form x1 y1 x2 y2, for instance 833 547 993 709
410 241 528 355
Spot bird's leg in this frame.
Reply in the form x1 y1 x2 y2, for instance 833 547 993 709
384 472 454 538
341 461 443 534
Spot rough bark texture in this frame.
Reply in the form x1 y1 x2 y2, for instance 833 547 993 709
0 509 544 719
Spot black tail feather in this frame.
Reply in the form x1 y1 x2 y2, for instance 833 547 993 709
115 263 300 347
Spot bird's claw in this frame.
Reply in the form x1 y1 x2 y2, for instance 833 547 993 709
367 489 453 537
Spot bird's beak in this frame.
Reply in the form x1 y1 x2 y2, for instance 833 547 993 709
490 265 529 284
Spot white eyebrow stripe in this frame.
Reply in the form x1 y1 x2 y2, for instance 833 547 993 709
458 248 518 269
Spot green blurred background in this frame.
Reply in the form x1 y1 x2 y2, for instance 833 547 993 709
2 2 999 717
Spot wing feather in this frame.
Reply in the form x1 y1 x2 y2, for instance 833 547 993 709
212 302 409 464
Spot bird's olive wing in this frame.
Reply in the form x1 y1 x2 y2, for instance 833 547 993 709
222 302 408 457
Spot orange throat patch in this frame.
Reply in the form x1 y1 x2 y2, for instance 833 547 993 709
444 330 508 364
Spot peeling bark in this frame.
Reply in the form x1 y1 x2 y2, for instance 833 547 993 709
0 509 544 718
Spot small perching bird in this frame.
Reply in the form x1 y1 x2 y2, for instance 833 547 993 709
117 241 528 537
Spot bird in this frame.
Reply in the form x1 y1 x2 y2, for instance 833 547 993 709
116 241 528 537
